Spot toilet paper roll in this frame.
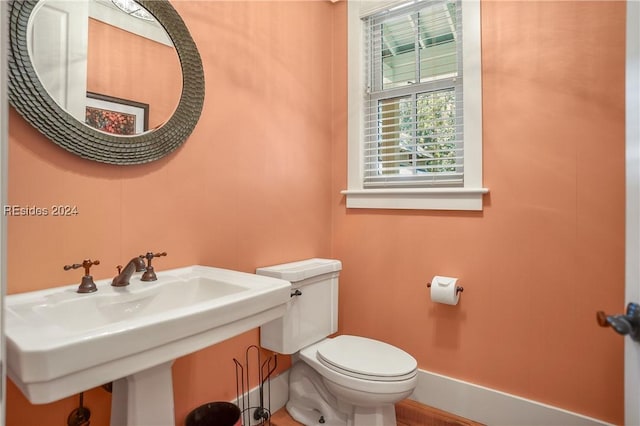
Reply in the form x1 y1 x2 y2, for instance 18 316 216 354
430 276 460 305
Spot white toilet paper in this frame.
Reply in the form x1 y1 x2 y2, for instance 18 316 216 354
430 276 460 305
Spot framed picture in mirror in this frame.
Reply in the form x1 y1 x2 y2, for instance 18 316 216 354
85 92 149 135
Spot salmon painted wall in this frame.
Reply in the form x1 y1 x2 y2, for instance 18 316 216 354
331 0 625 424
6 1 334 425
6 0 626 425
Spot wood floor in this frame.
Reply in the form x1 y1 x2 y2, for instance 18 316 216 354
269 399 484 426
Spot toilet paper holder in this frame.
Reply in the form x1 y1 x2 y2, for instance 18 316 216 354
427 282 464 294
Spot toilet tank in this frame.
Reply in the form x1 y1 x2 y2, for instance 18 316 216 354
257 258 342 354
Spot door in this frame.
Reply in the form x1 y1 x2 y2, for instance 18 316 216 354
27 0 88 122
626 1 640 424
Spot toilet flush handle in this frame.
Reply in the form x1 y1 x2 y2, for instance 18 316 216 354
291 289 302 297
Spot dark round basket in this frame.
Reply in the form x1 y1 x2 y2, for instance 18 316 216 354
185 402 241 426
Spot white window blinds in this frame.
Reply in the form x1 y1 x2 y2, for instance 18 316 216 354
363 0 464 188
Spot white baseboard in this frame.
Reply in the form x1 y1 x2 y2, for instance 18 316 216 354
410 369 614 426
231 370 289 426
239 367 614 426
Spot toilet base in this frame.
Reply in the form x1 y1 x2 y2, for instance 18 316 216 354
349 405 396 426
286 362 398 426
287 362 348 426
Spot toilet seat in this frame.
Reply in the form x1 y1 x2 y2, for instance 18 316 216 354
316 335 417 382
299 335 418 397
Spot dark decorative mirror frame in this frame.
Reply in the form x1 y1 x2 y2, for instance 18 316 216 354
8 0 205 165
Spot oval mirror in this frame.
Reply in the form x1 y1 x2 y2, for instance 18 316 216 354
8 0 204 165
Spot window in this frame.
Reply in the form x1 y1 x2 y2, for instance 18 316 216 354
343 0 487 210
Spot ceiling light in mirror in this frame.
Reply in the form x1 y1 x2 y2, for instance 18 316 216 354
111 0 155 21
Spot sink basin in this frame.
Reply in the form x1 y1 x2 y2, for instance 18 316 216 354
24 276 247 332
6 265 291 425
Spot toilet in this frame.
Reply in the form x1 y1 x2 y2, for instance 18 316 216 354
257 258 418 426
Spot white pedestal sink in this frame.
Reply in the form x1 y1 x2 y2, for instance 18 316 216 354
5 265 291 426
110 361 176 426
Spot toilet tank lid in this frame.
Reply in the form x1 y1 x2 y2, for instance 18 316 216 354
256 258 342 282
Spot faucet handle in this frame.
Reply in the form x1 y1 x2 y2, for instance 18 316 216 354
82 259 100 275
141 252 167 282
143 252 167 262
64 259 100 275
64 259 100 293
63 263 82 271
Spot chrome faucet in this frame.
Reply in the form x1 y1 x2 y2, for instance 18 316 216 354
111 256 146 287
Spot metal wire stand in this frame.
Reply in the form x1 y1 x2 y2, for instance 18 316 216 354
234 345 278 425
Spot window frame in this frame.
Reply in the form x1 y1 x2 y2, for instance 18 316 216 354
343 0 487 211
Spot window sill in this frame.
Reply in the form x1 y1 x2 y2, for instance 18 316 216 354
341 187 489 211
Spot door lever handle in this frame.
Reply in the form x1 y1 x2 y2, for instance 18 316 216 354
596 302 640 342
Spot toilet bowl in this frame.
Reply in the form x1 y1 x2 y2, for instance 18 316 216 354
292 335 417 425
257 259 418 426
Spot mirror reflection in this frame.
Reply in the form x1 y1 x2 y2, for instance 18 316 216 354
28 0 182 136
